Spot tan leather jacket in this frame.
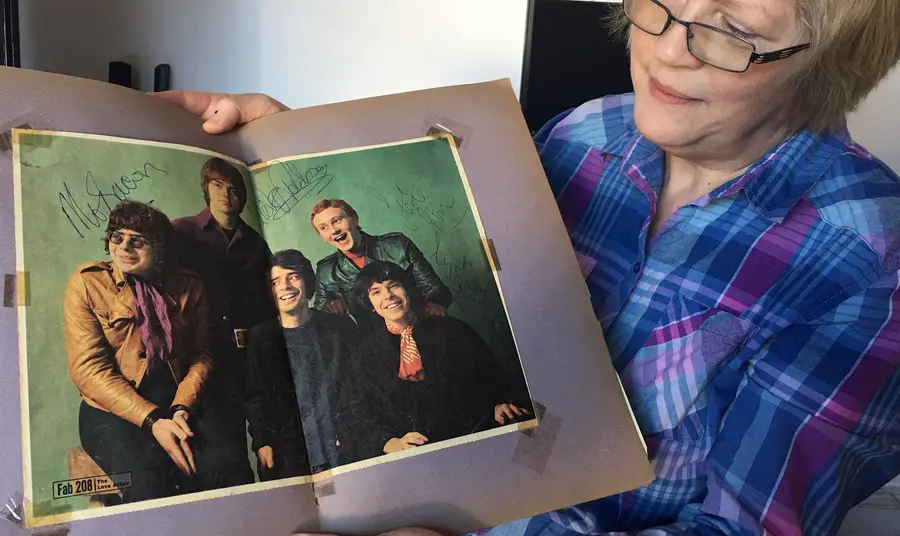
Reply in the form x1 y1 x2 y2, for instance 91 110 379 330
63 261 214 427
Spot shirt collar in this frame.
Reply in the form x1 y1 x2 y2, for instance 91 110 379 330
197 207 216 229
198 207 247 235
109 260 129 289
606 124 851 224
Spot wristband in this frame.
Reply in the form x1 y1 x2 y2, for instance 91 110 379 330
141 407 167 431
169 404 191 418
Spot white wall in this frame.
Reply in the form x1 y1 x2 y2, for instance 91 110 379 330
18 0 529 108
847 65 900 174
10 0 900 532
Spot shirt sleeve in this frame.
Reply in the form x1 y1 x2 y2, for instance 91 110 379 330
563 269 900 536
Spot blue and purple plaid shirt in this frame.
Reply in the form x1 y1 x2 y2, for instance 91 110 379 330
488 94 900 536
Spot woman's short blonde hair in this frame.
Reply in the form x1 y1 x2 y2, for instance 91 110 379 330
606 0 900 133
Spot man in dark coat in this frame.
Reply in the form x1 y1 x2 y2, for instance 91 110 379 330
337 260 532 463
245 249 360 479
172 156 275 485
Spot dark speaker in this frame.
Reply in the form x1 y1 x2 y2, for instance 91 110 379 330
521 0 634 133
108 61 133 88
154 63 172 92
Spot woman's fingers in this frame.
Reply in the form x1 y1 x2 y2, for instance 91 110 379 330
152 90 289 134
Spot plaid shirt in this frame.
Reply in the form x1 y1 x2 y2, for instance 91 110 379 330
486 94 900 536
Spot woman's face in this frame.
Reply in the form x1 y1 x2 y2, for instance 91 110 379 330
629 0 807 156
108 229 157 278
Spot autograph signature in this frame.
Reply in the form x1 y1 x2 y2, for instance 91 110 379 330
367 182 467 233
431 231 488 305
58 163 168 238
255 161 334 221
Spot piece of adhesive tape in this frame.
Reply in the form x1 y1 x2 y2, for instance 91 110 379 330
422 113 473 150
512 401 561 475
2 492 24 527
482 238 501 272
3 274 16 308
0 113 54 155
3 273 27 307
314 480 336 499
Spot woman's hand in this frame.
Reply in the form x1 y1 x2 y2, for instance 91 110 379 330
494 403 529 425
152 90 289 134
258 445 275 469
151 418 197 476
383 432 429 453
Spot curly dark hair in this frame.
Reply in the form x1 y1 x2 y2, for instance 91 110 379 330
103 200 175 262
270 249 317 295
352 260 423 315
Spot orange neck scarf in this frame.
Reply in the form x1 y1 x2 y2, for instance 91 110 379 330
385 319 425 381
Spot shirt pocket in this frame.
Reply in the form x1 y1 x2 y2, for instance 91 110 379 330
96 304 136 350
623 294 757 443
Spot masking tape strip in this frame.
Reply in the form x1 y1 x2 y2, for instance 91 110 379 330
482 237 502 272
3 492 24 527
12 272 29 307
0 111 55 155
422 113 474 151
3 274 16 308
313 479 336 500
512 401 561 475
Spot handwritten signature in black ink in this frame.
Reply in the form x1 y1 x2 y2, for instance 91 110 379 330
367 187 390 209
254 161 335 221
395 183 463 232
59 163 168 238
432 231 488 305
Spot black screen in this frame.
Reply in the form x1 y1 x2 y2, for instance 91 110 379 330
1 0 20 67
521 0 633 133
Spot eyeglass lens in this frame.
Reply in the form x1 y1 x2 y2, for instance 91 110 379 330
624 0 755 71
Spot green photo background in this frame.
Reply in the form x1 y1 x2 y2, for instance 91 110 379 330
16 132 264 518
251 137 519 361
17 132 524 519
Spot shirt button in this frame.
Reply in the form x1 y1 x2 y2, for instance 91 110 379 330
633 262 642 274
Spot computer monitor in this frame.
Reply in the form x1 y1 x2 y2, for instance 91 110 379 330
1 0 20 67
520 0 633 133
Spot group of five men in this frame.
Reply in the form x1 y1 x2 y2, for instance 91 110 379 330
173 157 531 482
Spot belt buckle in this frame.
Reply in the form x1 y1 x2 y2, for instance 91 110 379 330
233 328 249 348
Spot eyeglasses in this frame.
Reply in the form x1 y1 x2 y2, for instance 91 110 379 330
623 0 811 73
108 231 150 250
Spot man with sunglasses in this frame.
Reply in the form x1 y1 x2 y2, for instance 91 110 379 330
172 157 276 486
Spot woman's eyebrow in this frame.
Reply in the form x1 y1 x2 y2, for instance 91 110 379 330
714 0 777 25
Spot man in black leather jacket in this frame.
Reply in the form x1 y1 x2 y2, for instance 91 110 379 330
309 198 452 325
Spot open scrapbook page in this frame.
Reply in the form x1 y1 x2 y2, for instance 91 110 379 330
1 66 652 535
14 127 535 521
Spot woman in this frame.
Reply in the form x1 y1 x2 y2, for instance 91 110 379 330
157 0 900 532
337 261 531 463
63 199 215 503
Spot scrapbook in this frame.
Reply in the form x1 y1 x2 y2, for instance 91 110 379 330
0 67 652 535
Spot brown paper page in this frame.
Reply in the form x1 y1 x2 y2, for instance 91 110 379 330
0 67 321 534
237 79 653 535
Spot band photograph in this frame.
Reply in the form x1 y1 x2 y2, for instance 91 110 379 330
12 129 534 525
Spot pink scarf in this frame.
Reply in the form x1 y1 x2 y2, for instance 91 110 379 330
385 320 425 382
130 276 173 363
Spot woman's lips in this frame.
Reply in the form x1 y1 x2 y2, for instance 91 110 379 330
649 77 701 105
